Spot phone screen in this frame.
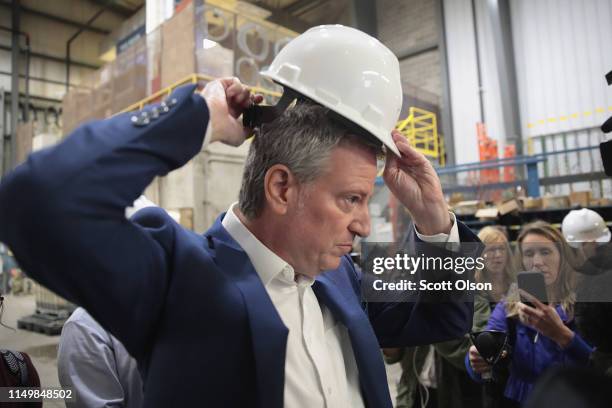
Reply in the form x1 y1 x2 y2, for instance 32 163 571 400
517 271 548 306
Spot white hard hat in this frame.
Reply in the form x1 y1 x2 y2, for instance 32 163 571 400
562 208 611 247
260 25 403 156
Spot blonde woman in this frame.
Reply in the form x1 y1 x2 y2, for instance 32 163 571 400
477 226 516 304
467 221 592 406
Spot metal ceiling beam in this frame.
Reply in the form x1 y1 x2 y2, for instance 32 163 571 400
0 45 101 70
0 1 110 35
395 40 438 61
247 1 311 33
66 4 108 91
291 0 325 17
0 70 79 88
88 0 140 18
284 0 319 14
4 90 63 104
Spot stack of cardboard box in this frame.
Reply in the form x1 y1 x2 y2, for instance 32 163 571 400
62 0 296 137
569 191 591 208
161 1 196 88
147 27 163 95
91 64 113 120
112 37 147 113
62 88 93 136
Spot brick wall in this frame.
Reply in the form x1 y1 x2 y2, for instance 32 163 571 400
377 0 441 101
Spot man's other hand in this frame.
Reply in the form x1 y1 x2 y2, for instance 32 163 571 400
200 77 263 147
383 130 451 235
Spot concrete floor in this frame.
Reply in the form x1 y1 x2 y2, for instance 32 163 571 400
1 294 64 408
0 294 402 408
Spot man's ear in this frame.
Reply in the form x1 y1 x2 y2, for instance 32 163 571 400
264 164 298 215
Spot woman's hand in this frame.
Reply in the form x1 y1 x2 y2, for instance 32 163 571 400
468 345 491 374
518 290 575 348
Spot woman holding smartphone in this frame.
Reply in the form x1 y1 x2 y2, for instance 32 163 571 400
466 221 592 407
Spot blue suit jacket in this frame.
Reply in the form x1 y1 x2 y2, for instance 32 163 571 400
0 84 477 407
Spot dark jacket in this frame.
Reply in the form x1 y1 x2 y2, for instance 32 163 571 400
0 84 477 407
386 293 490 408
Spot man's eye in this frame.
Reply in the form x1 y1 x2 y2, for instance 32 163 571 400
346 196 360 204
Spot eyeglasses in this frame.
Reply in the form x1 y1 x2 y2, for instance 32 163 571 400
483 246 507 256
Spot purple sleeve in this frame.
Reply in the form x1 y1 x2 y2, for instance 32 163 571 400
486 302 509 332
563 332 593 364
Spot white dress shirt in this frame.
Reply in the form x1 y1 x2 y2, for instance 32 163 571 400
58 308 144 408
222 203 459 407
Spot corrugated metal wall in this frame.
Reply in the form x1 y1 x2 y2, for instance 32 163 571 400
444 0 612 196
445 0 612 148
532 128 610 196
511 0 612 196
511 0 612 138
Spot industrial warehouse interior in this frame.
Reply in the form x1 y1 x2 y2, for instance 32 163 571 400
0 0 612 407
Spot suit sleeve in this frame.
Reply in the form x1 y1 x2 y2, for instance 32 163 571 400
365 222 479 348
0 84 209 357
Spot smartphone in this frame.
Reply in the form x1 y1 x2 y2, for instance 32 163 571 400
517 271 548 307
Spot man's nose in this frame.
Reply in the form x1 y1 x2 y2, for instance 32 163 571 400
349 205 371 238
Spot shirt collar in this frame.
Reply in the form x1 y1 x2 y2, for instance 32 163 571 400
222 202 308 287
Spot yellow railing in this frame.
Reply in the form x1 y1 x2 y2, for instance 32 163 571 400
395 107 444 166
120 75 445 166
119 73 282 114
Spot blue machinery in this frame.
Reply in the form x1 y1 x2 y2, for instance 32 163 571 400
376 145 604 198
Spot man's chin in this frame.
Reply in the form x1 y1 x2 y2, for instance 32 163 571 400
320 256 342 272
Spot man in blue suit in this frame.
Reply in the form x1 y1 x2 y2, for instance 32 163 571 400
0 26 478 407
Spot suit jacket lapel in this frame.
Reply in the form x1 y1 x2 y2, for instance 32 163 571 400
207 215 288 408
313 274 392 408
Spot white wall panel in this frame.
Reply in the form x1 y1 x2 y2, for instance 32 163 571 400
474 0 505 149
511 0 612 138
444 0 510 164
443 0 481 164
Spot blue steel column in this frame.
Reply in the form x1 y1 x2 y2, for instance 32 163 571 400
526 161 540 197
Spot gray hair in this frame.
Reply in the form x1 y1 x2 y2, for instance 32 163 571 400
238 101 381 219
